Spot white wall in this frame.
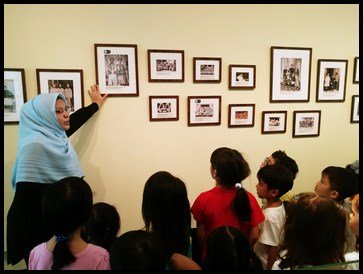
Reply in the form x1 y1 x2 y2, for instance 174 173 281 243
4 4 359 250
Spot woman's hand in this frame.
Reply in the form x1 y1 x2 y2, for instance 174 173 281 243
88 84 108 108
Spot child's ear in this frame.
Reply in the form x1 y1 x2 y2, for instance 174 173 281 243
329 190 339 200
271 189 280 198
211 169 218 179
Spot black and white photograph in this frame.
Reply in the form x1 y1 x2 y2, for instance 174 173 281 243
228 104 255 127
148 49 184 82
293 110 321 138
48 80 75 112
149 96 179 121
229 65 256 89
193 57 222 83
261 111 287 134
188 96 221 126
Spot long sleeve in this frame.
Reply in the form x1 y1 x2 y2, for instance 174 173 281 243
66 103 99 137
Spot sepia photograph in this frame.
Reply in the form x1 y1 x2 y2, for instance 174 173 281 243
261 111 287 134
228 104 255 127
293 110 321 137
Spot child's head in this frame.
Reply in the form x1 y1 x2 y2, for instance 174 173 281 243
279 192 346 268
142 171 191 256
204 226 262 271
256 164 294 200
82 202 121 251
349 194 359 238
109 230 167 270
314 166 358 202
42 176 93 270
260 150 299 179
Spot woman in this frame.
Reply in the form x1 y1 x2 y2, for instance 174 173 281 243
6 84 107 266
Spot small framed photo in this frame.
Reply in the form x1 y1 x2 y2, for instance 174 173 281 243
316 59 348 102
148 49 184 82
228 104 255 128
229 65 256 89
270 46 312 102
4 68 27 124
293 110 321 138
193 57 222 83
94 43 139 97
36 69 84 113
261 111 287 134
351 95 359 123
149 96 179 122
188 96 221 126
353 57 359 84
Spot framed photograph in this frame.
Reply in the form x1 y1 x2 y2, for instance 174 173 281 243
229 65 256 89
149 96 179 121
353 57 359 84
94 43 139 97
36 69 84 113
193 57 222 83
228 104 255 128
4 68 27 124
148 49 184 82
270 46 312 102
188 96 221 126
293 110 321 138
316 59 348 102
351 95 359 123
261 111 287 134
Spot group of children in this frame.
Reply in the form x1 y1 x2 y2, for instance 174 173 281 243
26 148 359 270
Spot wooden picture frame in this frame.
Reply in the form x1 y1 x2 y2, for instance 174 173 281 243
229 64 256 89
193 57 222 83
94 43 139 97
4 68 27 124
228 104 255 128
351 95 359 123
293 110 321 138
188 96 221 126
316 59 348 102
36 69 84 113
261 111 287 134
149 96 179 121
353 57 359 84
270 46 312 103
148 49 184 82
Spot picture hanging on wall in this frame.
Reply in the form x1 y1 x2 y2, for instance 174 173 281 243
293 110 321 138
149 96 179 121
148 49 184 82
229 65 256 89
351 95 359 123
193 57 222 83
270 46 312 103
353 57 359 84
228 104 255 127
94 43 139 97
188 96 221 126
316 59 348 102
261 111 287 134
4 68 27 124
36 69 84 113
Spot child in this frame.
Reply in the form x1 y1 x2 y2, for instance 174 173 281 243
272 192 346 270
204 226 262 270
82 202 121 251
345 194 359 270
191 147 265 262
254 164 294 269
28 177 110 270
314 166 358 253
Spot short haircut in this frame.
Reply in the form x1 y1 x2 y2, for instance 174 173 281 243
271 150 299 179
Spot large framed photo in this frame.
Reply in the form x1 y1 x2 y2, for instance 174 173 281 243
148 49 184 82
261 111 287 134
193 57 222 83
229 65 256 89
293 110 321 138
270 46 312 103
351 95 359 123
188 96 221 126
353 57 359 84
36 69 84 113
316 59 348 102
4 68 27 124
94 43 139 97
228 104 255 128
149 96 179 122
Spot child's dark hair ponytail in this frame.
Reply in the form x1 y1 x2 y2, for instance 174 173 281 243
52 236 75 270
231 183 252 222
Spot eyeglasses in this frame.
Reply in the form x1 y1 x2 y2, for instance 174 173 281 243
55 107 71 115
261 157 271 167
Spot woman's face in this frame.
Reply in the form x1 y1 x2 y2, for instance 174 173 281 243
349 201 359 237
55 98 70 131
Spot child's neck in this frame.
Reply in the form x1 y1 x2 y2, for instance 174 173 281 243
265 198 282 208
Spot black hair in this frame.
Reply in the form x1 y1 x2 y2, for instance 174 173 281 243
271 150 299 179
42 176 93 270
210 147 251 222
109 230 167 270
142 171 191 257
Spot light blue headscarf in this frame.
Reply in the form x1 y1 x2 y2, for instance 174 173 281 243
11 93 83 190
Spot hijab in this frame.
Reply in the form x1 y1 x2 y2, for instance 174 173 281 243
11 93 83 190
